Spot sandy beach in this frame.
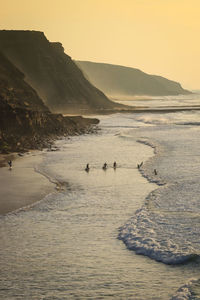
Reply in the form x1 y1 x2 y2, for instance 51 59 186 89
0 152 54 215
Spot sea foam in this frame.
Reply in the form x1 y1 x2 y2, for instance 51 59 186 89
170 279 200 300
119 134 200 265
118 205 199 265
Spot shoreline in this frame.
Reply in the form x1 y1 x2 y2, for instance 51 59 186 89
0 117 99 215
0 108 155 216
0 151 55 215
0 103 197 215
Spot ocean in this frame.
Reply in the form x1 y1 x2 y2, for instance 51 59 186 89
1 94 200 299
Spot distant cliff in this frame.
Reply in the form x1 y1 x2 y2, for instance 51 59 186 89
0 30 117 113
76 61 191 97
0 52 98 153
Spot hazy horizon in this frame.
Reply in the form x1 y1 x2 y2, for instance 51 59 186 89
1 0 199 90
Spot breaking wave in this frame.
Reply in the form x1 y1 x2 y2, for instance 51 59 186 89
119 136 200 265
118 205 200 265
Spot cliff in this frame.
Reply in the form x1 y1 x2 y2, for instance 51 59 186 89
0 30 117 113
0 52 99 153
76 61 191 97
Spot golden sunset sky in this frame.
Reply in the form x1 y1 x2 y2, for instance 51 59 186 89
1 0 199 89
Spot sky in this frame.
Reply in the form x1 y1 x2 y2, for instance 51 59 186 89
1 0 199 90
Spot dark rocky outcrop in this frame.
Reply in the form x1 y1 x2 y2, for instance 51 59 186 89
76 61 191 97
0 52 99 153
0 30 118 113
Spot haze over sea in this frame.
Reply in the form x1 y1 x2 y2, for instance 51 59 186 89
1 94 200 299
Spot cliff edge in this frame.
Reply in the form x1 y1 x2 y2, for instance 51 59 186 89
0 52 98 153
76 61 191 97
0 30 117 113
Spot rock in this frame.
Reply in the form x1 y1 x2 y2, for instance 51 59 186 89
0 30 118 114
0 52 99 154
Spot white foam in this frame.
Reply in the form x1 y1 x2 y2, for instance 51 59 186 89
118 205 198 265
170 279 199 300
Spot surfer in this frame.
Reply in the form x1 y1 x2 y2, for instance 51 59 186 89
8 160 12 169
102 162 107 170
137 162 143 169
85 163 90 172
113 161 117 169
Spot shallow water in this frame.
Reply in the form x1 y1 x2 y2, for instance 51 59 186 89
1 97 200 299
115 93 200 109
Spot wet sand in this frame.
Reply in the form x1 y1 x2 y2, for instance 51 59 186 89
0 152 54 215
0 153 17 168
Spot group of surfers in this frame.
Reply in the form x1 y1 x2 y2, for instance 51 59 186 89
85 161 117 172
7 159 157 175
85 161 158 175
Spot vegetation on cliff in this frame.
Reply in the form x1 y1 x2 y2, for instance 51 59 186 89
76 61 191 97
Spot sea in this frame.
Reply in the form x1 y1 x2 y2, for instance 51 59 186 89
1 94 200 299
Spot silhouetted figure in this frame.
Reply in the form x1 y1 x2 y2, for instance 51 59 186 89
85 163 90 172
113 161 117 169
102 162 107 170
154 169 157 175
8 160 12 169
137 162 143 169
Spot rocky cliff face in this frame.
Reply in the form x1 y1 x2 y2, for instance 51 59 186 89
76 61 191 97
0 52 98 153
0 30 116 113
